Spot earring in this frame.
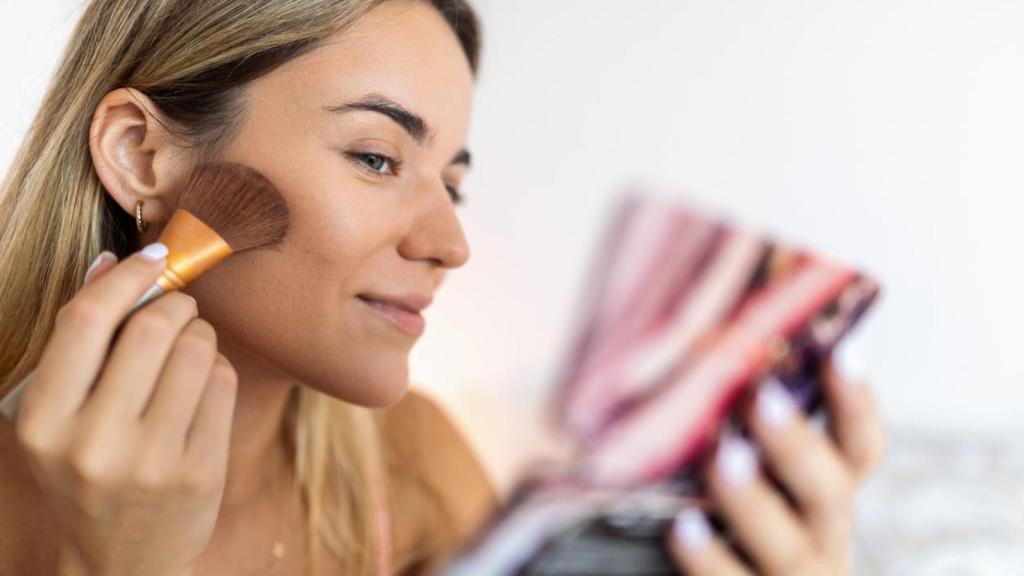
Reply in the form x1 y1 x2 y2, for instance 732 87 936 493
135 199 149 235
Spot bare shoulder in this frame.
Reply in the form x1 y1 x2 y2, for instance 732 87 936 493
379 389 499 567
0 417 60 575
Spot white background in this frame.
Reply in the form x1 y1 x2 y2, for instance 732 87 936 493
2 1 1023 494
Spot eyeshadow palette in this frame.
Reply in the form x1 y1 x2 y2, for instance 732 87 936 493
444 190 880 575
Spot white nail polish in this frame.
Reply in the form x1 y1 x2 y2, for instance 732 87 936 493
139 242 168 262
673 509 711 551
834 338 867 386
758 378 796 427
84 252 112 281
717 438 757 486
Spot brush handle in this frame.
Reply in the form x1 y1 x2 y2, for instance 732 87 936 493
0 282 169 424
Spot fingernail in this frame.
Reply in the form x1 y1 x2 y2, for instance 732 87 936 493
139 242 168 262
834 338 867 386
673 508 711 551
84 251 116 281
757 378 796 427
716 438 757 486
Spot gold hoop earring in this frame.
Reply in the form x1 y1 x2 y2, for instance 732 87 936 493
135 200 149 235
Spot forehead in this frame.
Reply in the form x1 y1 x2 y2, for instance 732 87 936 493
254 1 475 139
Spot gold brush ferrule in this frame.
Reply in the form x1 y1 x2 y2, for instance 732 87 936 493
154 209 233 292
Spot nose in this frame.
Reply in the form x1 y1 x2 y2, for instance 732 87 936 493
397 180 471 269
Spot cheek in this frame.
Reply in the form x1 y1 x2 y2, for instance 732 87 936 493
193 87 416 405
182 185 414 407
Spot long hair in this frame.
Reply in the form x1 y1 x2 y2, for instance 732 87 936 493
0 1 480 574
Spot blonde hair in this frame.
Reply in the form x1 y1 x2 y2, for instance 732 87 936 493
0 1 480 574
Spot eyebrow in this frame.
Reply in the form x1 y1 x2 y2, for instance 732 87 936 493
324 93 472 168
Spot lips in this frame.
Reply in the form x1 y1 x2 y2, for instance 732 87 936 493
357 295 427 337
357 293 433 313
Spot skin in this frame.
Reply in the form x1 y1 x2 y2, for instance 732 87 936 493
0 1 887 574
2 2 492 575
97 0 474 540
93 1 483 573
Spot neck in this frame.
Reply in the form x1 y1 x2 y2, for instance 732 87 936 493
215 332 298 512
189 333 317 576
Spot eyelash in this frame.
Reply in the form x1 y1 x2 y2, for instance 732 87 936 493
345 151 464 206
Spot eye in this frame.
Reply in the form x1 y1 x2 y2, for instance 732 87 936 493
347 149 464 206
346 152 400 176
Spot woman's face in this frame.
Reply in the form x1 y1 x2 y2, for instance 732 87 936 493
184 0 474 407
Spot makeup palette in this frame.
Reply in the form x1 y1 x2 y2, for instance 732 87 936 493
444 190 881 575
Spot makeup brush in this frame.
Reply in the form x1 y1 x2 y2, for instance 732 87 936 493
0 161 290 422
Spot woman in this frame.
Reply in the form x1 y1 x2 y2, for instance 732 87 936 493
0 1 886 575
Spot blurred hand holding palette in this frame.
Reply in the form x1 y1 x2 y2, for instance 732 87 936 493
445 190 881 576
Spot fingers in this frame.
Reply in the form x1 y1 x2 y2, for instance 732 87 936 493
184 354 237 473
141 318 219 457
747 379 855 556
821 356 887 483
83 291 199 422
705 437 813 575
676 346 880 576
82 251 118 286
667 508 752 576
25 243 170 423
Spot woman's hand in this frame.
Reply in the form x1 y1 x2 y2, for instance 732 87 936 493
665 351 886 575
13 245 238 576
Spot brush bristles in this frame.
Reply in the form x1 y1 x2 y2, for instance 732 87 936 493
177 162 290 253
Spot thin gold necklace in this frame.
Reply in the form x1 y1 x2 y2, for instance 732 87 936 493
236 465 300 576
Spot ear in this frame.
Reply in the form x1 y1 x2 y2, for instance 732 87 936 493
88 87 193 241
